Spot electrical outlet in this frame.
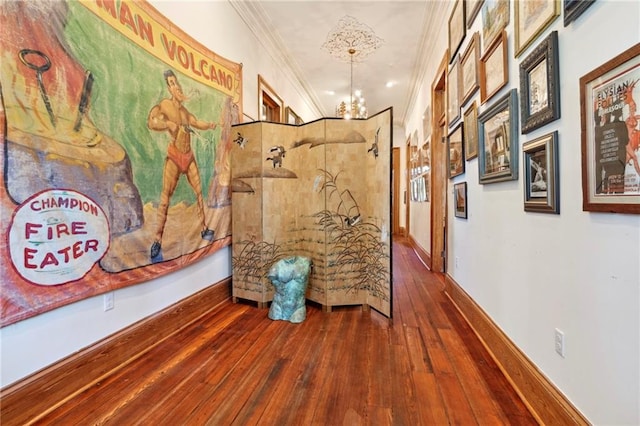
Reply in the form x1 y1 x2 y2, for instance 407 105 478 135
555 328 565 357
103 292 114 311
455 256 460 269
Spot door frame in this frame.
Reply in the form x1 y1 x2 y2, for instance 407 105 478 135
430 53 448 273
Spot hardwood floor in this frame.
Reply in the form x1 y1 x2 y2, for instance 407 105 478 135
33 237 537 425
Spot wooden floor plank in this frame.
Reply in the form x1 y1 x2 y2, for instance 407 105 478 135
17 237 537 426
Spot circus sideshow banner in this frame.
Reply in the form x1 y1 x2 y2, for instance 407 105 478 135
0 1 242 326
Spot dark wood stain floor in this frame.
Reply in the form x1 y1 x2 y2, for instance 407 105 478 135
34 237 538 425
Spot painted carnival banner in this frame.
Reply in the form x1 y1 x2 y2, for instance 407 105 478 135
0 1 242 326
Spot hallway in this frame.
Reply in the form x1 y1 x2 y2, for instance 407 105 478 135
28 237 537 425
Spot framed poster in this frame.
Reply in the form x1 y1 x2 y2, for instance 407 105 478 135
514 0 559 58
481 0 509 51
519 31 561 134
523 131 559 213
464 101 479 160
448 0 466 62
478 89 519 184
480 30 508 104
448 58 462 126
454 182 468 218
580 43 640 213
448 123 465 178
460 32 480 106
564 0 596 26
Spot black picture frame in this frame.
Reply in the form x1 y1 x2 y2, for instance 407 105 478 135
454 182 468 218
523 131 559 213
564 0 596 27
448 0 466 63
478 89 519 184
519 31 560 134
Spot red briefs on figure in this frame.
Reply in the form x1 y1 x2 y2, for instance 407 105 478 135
167 143 195 173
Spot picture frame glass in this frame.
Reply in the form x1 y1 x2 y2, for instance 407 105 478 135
527 147 548 199
478 89 518 184
528 60 548 114
449 125 465 178
483 108 510 175
464 102 479 160
460 33 480 105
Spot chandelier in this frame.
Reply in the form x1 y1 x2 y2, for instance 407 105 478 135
336 48 368 119
322 16 383 119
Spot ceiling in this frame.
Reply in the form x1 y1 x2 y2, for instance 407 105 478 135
231 1 450 127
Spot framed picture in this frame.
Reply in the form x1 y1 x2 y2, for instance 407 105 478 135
519 31 560 134
285 106 302 125
448 123 465 178
467 0 484 29
454 182 468 218
564 0 596 26
448 0 466 63
478 89 519 184
480 30 508 104
514 0 559 58
523 131 559 213
463 101 479 160
448 58 461 126
580 43 640 214
460 32 480 106
423 106 431 140
481 0 509 51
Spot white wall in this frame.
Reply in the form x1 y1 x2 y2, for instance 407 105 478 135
0 0 319 389
404 1 640 424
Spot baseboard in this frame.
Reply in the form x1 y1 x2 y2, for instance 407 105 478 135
408 234 431 269
0 278 232 426
444 274 589 426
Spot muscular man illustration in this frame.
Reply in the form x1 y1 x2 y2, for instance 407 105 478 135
623 80 640 176
148 70 217 259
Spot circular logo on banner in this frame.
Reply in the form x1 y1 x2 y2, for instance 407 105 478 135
8 189 110 286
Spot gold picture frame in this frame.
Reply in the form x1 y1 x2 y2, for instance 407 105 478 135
514 0 559 58
463 101 479 160
460 32 480 106
448 123 465 178
285 106 302 125
448 57 461 127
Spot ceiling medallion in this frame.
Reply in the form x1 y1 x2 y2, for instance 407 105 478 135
321 15 384 63
323 16 383 119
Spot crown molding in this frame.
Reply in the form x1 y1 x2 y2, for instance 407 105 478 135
401 2 450 128
229 0 325 117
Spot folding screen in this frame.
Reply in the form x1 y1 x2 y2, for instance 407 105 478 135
231 109 392 317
